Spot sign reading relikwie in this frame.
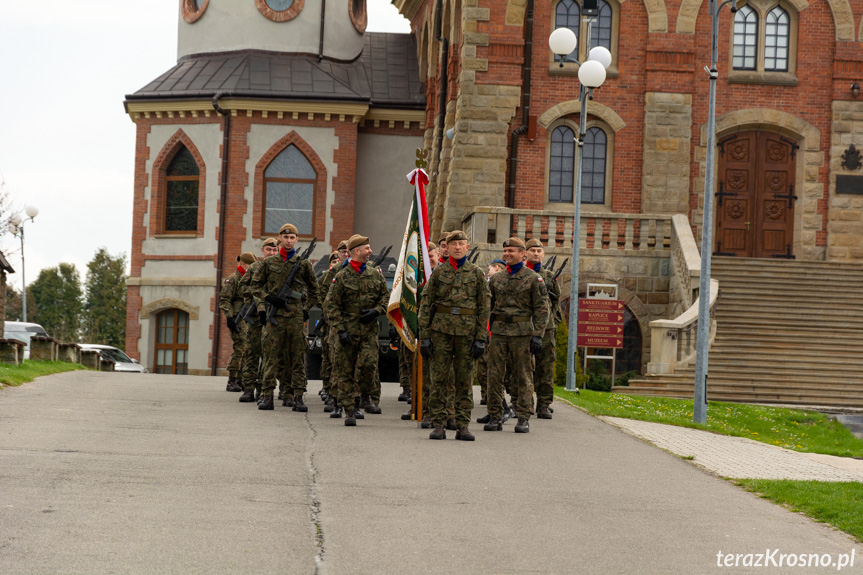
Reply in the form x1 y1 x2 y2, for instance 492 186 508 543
577 298 625 349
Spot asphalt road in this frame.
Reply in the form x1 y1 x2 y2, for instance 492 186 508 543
1 371 861 574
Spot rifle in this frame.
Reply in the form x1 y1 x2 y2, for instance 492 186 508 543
552 258 569 281
470 249 481 263
371 245 392 268
312 316 327 336
235 302 253 326
465 246 478 262
546 255 558 272
265 238 317 326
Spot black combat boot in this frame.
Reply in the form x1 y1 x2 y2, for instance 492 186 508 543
455 426 476 441
353 397 365 419
362 395 381 415
429 425 446 440
330 405 343 418
282 394 294 407
420 415 432 429
226 377 242 392
400 411 412 421
239 388 256 403
548 406 554 413
536 405 552 419
398 389 411 402
323 400 334 413
258 395 274 410
483 417 503 431
476 413 491 424
480 397 487 406
446 418 457 431
292 394 308 412
344 407 357 426
514 418 530 433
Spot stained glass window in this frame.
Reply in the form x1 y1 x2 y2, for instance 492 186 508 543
165 146 199 233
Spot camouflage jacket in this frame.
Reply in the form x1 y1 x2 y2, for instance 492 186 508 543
236 260 264 324
218 268 245 318
418 260 490 340
318 260 349 320
250 251 319 318
488 264 549 337
324 262 388 337
536 266 562 332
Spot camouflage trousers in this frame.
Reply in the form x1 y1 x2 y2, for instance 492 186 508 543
428 331 475 428
398 342 412 392
333 332 378 408
533 328 557 409
260 315 307 398
476 353 488 403
227 325 245 377
320 328 333 395
240 321 263 392
487 334 535 420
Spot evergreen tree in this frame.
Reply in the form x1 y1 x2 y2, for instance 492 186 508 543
4 286 36 322
29 264 83 342
83 248 127 349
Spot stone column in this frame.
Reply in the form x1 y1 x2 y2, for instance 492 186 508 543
642 92 692 215
828 100 863 261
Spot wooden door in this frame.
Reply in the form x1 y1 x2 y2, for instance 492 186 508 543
715 131 796 258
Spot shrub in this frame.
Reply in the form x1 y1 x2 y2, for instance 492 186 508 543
554 321 586 389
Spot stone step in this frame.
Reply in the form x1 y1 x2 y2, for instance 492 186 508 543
715 323 863 337
627 378 863 394
613 386 863 408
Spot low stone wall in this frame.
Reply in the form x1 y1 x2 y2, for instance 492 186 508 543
0 338 25 365
80 349 101 370
57 343 81 364
30 336 59 361
100 358 115 372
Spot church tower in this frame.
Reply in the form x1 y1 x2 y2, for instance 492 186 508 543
124 1 425 377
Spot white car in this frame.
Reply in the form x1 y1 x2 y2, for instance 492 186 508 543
3 321 49 360
78 344 149 373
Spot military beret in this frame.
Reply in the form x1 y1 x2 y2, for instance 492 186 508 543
239 252 257 264
447 230 468 243
329 251 339 263
525 238 543 250
348 234 370 251
503 237 526 249
438 232 449 244
262 237 279 248
427 241 438 251
490 259 506 266
337 239 349 251
279 223 299 236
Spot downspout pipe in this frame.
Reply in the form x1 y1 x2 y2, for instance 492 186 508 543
506 0 534 210
211 92 230 377
318 0 327 61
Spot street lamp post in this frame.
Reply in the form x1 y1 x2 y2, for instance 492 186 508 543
9 205 39 322
692 0 737 424
549 27 611 392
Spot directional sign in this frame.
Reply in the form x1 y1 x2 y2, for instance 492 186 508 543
579 322 624 336
579 298 625 311
578 310 624 324
577 334 624 348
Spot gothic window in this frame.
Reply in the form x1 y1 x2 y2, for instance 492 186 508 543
164 146 200 233
732 6 758 70
552 0 617 68
263 145 316 236
547 123 612 207
549 126 576 202
255 0 304 22
582 127 608 205
730 2 797 80
764 6 789 72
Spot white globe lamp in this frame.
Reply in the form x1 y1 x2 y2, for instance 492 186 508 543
548 28 577 65
578 59 607 88
588 46 613 70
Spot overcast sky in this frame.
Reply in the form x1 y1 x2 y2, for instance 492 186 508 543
0 1 410 292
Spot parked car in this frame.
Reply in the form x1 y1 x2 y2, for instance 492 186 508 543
78 344 149 373
3 321 49 359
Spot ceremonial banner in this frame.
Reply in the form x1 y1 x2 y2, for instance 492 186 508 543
386 168 432 351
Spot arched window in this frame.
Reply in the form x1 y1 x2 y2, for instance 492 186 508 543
730 2 796 78
154 309 189 375
582 127 608 205
349 0 368 33
164 146 200 233
732 5 758 70
255 0 304 22
553 0 616 67
263 145 316 236
549 126 576 202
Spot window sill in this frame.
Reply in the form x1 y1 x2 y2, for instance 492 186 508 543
153 233 198 239
727 70 797 86
544 202 612 213
548 62 619 80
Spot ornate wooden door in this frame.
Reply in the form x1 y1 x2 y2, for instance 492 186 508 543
715 131 796 258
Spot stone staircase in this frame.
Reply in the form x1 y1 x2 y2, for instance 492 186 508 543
618 257 863 407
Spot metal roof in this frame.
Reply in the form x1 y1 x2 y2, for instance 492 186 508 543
126 33 425 108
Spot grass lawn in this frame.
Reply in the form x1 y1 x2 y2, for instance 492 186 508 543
555 388 863 458
0 360 86 387
734 479 863 542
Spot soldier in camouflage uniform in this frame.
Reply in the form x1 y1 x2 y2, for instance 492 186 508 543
324 234 389 426
475 259 506 406
419 231 490 441
220 252 256 392
237 238 279 403
250 223 319 411
482 237 549 433
317 242 348 410
525 238 562 419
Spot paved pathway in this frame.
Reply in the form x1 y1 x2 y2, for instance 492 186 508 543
1 372 861 574
601 416 863 481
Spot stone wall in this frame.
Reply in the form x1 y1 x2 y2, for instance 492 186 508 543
828 100 863 261
642 92 692 215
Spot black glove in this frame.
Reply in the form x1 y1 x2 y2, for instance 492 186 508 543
359 308 380 324
226 316 239 333
303 310 309 321
470 339 486 359
265 294 284 309
259 311 267 325
530 335 543 356
420 338 433 358
338 330 353 346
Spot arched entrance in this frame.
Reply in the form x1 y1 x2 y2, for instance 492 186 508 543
154 309 189 374
714 130 797 258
